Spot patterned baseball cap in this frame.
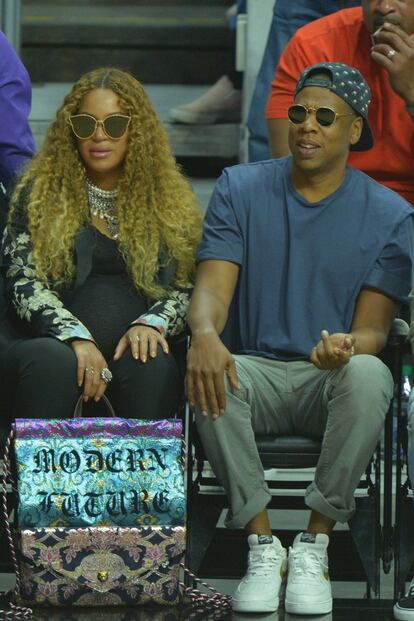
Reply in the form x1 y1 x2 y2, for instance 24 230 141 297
294 62 374 151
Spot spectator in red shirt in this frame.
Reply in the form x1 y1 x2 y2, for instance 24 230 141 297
266 1 414 205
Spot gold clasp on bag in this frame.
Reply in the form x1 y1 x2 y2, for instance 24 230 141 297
97 571 109 582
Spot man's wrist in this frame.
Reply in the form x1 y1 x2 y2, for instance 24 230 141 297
403 90 414 115
190 327 218 340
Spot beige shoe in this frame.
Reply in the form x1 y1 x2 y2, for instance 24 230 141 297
169 75 241 124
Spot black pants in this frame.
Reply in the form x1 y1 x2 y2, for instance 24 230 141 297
1 337 182 424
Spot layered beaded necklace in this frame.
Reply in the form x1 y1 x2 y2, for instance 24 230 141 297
86 179 119 239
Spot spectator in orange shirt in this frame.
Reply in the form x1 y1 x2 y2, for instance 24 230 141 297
266 1 414 205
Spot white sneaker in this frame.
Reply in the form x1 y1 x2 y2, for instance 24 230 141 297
394 580 414 620
232 534 287 613
285 614 332 621
169 75 241 124
285 532 332 615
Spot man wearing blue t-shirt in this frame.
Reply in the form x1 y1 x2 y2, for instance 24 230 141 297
186 62 414 615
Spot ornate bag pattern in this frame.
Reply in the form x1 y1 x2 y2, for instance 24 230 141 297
30 606 182 621
17 526 186 607
14 418 185 528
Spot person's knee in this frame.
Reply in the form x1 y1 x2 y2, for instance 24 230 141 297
115 345 180 383
333 354 393 422
340 354 393 395
111 346 182 418
5 338 79 419
13 337 77 383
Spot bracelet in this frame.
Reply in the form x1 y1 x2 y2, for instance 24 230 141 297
127 321 163 335
406 103 414 116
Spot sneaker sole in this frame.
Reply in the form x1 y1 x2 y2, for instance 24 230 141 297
394 603 414 621
285 599 332 615
232 597 279 613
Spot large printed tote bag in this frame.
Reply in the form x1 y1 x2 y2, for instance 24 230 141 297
0 397 231 615
14 398 185 528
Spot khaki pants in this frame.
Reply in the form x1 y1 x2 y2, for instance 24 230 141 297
195 354 393 528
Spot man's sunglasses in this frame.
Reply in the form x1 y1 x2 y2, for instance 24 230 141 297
288 104 354 127
69 113 131 139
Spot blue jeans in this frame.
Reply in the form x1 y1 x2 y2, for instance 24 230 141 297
247 0 361 162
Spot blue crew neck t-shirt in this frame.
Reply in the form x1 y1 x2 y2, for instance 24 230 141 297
197 157 414 361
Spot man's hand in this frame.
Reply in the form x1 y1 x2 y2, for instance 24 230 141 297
310 330 356 370
186 331 239 419
371 22 414 105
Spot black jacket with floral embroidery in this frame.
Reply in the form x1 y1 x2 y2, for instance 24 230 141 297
1 204 192 343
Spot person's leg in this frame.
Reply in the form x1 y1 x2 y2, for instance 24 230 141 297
283 354 392 615
195 355 292 613
107 346 181 419
168 1 244 124
301 354 392 522
195 355 293 529
394 392 414 621
2 337 79 422
407 389 414 487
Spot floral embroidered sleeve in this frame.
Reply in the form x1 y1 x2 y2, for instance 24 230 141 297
130 286 192 337
2 226 94 342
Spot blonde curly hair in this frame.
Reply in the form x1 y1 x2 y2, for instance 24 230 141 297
10 67 202 298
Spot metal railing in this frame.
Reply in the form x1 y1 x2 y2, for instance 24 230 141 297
0 0 21 54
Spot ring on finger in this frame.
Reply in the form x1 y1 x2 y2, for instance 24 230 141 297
387 48 397 59
100 367 113 384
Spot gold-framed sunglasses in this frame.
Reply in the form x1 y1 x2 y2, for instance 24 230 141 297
288 104 354 127
69 113 131 139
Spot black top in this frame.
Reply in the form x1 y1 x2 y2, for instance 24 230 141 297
68 228 147 358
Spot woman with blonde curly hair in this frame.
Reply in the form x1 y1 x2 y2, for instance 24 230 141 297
1 67 202 420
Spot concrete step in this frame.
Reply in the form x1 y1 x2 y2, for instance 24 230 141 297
24 0 229 5
30 83 240 157
22 4 233 84
30 83 239 202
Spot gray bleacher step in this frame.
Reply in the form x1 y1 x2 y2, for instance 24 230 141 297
30 118 239 160
22 3 232 84
30 83 237 211
24 0 229 6
30 82 239 172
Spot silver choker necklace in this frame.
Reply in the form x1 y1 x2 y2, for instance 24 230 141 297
86 179 119 239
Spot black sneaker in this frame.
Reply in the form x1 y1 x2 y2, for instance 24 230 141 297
394 583 414 620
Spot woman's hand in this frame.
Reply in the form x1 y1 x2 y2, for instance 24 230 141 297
71 339 109 401
113 324 169 363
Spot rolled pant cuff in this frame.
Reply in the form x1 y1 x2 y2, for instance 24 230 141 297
225 487 271 529
305 481 355 524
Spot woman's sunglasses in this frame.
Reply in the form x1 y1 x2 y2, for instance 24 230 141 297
288 104 355 127
69 113 131 139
